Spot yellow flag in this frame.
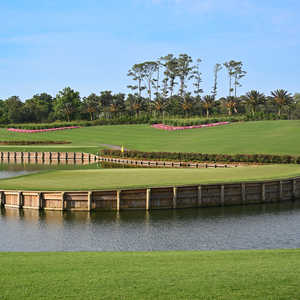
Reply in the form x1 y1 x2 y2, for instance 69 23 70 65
121 145 124 153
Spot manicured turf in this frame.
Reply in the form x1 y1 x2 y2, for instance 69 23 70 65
1 165 300 190
0 250 300 299
0 120 300 155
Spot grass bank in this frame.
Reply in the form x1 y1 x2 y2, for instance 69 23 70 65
1 165 300 190
0 250 299 299
0 120 300 155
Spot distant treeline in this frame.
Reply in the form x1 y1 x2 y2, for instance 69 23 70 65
1 88 300 125
1 53 300 124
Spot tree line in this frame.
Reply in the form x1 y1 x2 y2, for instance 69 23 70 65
1 53 300 124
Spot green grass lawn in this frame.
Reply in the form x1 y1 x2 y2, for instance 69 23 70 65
0 250 300 299
0 120 300 155
1 165 300 190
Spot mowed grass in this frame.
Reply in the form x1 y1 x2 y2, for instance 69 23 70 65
0 120 300 155
1 165 300 190
1 250 300 300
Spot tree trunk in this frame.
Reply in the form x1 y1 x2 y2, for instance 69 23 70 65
148 80 151 101
234 74 237 98
180 77 184 97
138 79 141 97
206 108 209 118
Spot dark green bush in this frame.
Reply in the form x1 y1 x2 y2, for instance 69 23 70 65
100 149 300 164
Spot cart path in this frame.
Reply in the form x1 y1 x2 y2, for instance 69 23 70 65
100 144 128 151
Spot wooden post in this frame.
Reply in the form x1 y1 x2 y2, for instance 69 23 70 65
88 191 92 211
241 183 246 204
197 186 202 207
220 185 225 206
38 192 43 209
0 191 5 207
116 190 121 211
173 187 177 209
262 183 266 202
279 181 283 201
146 188 151 211
61 192 65 211
18 192 23 208
293 179 297 200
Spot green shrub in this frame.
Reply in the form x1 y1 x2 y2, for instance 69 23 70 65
100 149 300 165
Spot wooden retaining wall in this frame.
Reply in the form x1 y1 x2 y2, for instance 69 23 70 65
0 151 241 168
0 152 98 164
99 156 238 168
1 178 300 212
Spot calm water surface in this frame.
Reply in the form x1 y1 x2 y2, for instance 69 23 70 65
1 202 300 252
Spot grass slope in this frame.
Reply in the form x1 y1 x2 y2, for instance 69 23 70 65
1 165 300 190
0 250 300 299
0 120 300 155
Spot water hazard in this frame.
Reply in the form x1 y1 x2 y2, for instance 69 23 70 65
1 202 300 252
1 158 300 252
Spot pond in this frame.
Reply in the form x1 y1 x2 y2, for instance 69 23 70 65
1 202 300 252
0 162 102 179
0 161 125 176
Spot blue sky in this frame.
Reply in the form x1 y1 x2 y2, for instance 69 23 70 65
0 0 299 99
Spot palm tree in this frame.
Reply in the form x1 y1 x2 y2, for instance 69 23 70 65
221 96 237 116
242 90 265 116
126 94 145 118
270 89 293 116
181 95 193 117
153 97 167 118
109 94 125 118
82 93 100 121
202 95 215 118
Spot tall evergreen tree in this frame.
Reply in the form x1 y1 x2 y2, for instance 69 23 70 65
211 63 222 99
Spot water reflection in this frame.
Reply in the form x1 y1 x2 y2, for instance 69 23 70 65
0 161 131 179
1 202 300 252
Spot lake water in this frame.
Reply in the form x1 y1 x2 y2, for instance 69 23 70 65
0 161 103 179
1 202 300 252
1 162 300 252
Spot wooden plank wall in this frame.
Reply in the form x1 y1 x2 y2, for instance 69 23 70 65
99 156 236 168
1 178 300 212
0 151 98 165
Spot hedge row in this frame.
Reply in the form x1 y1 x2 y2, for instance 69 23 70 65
0 140 71 145
0 113 290 130
161 113 290 127
100 149 300 164
0 117 160 130
163 116 244 126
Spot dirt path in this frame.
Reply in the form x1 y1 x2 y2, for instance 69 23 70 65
100 144 128 151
